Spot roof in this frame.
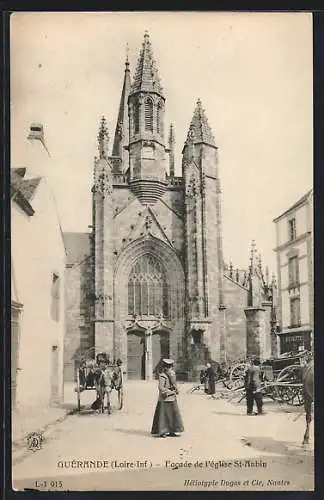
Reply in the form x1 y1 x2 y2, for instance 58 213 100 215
11 168 42 216
63 232 92 266
273 189 313 222
130 32 164 96
112 61 131 159
224 271 249 291
186 99 216 147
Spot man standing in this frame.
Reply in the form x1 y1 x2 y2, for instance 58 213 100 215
206 361 219 395
244 358 265 415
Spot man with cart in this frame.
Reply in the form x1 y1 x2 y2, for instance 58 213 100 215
244 358 266 416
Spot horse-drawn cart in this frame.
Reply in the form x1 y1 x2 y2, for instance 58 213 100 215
74 348 124 413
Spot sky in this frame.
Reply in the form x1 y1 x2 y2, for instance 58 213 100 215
10 12 313 274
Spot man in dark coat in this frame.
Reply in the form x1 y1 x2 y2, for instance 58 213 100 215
206 361 219 395
244 358 265 415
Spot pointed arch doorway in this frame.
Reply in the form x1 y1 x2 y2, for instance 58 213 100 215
127 322 171 380
114 236 185 381
126 253 171 380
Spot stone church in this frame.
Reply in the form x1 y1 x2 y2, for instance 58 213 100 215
64 33 278 382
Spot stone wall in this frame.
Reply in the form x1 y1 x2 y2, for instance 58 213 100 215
245 307 266 359
223 276 248 361
64 238 94 383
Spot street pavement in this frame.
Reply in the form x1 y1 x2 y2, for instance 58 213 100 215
12 381 314 491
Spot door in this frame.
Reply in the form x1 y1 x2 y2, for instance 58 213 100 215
127 332 145 380
50 345 60 405
152 331 170 374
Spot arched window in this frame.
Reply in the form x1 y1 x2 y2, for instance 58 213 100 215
134 102 140 134
128 254 169 317
144 99 153 132
157 101 163 136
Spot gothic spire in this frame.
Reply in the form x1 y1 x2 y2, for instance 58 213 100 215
249 240 257 275
168 123 175 177
112 52 131 160
98 116 109 159
185 98 216 147
130 31 164 96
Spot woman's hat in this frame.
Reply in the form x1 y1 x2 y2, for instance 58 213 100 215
162 358 174 365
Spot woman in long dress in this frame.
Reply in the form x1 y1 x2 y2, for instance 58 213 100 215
151 359 184 438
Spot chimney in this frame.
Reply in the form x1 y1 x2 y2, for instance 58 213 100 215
27 123 44 142
27 123 50 158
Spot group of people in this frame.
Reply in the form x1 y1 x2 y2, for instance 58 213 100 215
200 358 265 415
200 362 221 395
150 357 266 438
86 352 265 436
89 354 123 412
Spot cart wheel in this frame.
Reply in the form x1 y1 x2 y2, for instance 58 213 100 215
229 362 249 390
276 365 304 406
118 387 124 410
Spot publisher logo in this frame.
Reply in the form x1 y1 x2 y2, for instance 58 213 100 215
27 432 43 452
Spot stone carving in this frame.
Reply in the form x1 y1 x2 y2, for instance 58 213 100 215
144 215 153 231
117 121 123 138
201 172 206 191
125 315 171 333
93 169 113 196
187 124 196 143
97 116 109 159
186 173 198 198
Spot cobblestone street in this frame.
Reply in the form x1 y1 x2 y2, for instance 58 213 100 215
12 381 314 491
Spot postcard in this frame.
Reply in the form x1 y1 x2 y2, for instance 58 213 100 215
10 11 313 491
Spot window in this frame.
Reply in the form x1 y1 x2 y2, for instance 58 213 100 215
144 99 153 132
288 256 299 287
128 254 169 317
157 101 163 135
290 297 301 328
134 104 140 133
192 331 203 345
288 218 296 241
51 273 60 322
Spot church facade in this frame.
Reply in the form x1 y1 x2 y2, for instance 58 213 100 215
64 33 278 382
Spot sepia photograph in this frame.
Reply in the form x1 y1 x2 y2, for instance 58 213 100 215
10 11 313 491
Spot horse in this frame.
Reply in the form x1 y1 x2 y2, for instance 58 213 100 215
302 359 314 445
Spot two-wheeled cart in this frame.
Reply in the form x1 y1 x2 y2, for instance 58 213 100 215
74 348 124 413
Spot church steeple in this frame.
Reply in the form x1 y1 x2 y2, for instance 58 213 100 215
130 31 164 97
182 99 219 180
127 32 167 204
112 49 131 170
185 99 216 148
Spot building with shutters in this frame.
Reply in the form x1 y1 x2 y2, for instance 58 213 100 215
273 189 313 354
64 32 278 382
11 125 66 411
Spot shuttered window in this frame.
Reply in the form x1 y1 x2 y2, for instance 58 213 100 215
144 99 153 132
134 103 140 133
288 256 299 287
290 297 301 327
157 101 163 135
